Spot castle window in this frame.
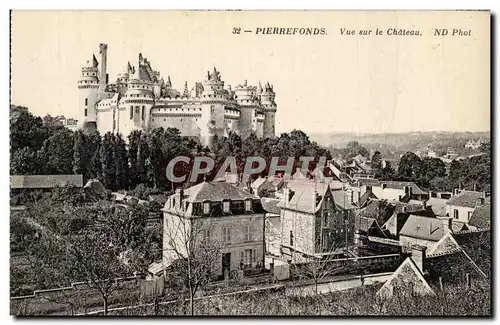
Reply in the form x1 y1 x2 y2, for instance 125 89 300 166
130 106 133 119
85 98 88 106
84 109 88 117
141 106 145 120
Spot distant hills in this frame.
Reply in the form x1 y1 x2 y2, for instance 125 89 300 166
309 131 490 156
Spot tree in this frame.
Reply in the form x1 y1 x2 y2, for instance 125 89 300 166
137 133 150 186
293 240 345 295
10 105 48 153
380 160 395 181
164 215 222 315
100 132 116 190
73 130 87 176
11 147 39 175
371 151 383 178
37 128 75 174
128 130 142 189
397 152 422 182
344 141 369 160
86 130 102 180
418 157 446 189
114 134 129 190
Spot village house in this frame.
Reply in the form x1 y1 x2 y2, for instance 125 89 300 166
397 215 467 252
158 181 266 279
377 229 490 300
468 197 491 230
278 179 356 263
446 189 489 224
250 175 285 198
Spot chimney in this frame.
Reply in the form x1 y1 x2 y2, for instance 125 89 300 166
283 187 291 202
312 191 320 212
366 185 372 195
476 197 485 206
454 188 460 195
438 216 452 234
411 244 427 272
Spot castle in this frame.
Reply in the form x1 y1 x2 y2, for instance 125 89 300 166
77 43 277 145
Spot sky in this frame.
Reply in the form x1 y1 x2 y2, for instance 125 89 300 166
11 10 490 135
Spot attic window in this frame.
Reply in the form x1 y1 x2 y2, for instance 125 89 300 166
203 201 210 214
245 199 252 212
223 201 230 213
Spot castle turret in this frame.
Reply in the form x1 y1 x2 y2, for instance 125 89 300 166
77 54 100 129
98 43 108 99
261 81 277 138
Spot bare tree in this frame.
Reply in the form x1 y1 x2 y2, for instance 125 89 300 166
293 240 346 295
163 212 222 316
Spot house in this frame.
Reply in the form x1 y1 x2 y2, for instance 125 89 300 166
278 179 356 263
377 230 490 300
377 245 436 300
261 198 281 256
468 198 490 229
160 181 266 279
366 181 429 202
398 215 456 252
250 176 284 198
446 190 488 223
426 191 453 216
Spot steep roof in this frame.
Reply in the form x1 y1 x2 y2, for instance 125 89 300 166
426 197 448 217
399 215 446 241
355 216 376 233
468 201 491 229
183 181 258 202
250 176 267 190
446 190 487 208
377 181 427 195
261 198 281 215
377 257 435 300
277 180 353 214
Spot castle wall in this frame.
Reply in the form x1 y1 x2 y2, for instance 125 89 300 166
263 110 276 138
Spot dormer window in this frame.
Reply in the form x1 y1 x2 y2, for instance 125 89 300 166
223 200 230 213
203 201 210 214
245 199 252 212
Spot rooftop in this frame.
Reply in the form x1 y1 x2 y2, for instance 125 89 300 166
182 181 258 202
446 190 487 208
399 215 447 241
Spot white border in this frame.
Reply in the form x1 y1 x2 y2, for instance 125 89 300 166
3 1 498 324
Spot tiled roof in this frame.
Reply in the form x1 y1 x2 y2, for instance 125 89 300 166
468 201 491 229
377 257 435 300
183 181 258 202
446 190 487 208
261 198 281 215
426 198 448 217
277 180 354 213
399 215 446 241
377 181 427 195
10 175 83 189
332 189 355 210
355 216 376 233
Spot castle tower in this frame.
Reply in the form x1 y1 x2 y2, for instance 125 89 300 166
98 43 108 99
235 79 260 139
77 54 100 129
200 67 226 147
261 82 277 138
117 54 155 137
